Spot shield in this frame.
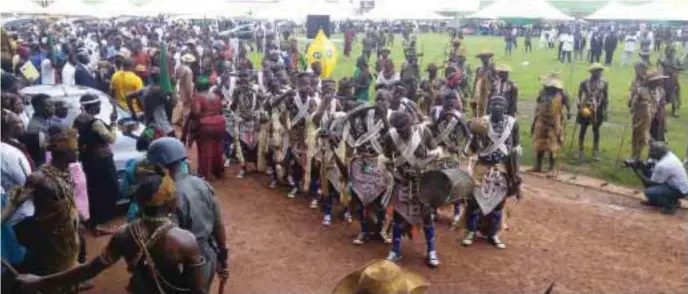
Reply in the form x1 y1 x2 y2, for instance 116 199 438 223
239 120 258 150
349 157 391 206
474 167 508 215
393 185 425 226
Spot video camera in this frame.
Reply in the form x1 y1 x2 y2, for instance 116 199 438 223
623 158 656 172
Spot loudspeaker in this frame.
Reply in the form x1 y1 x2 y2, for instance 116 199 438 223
306 15 331 39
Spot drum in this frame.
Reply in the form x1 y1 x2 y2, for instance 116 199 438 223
418 168 474 207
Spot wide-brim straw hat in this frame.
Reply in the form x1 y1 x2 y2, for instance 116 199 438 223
588 63 605 72
541 73 564 89
475 50 493 58
332 260 429 294
181 53 196 63
496 64 512 72
647 70 668 82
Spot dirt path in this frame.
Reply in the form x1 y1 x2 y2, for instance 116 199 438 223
84 168 688 294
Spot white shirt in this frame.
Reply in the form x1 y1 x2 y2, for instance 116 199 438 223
376 72 400 86
61 62 76 86
560 34 574 52
0 142 32 193
40 58 55 85
624 36 638 52
651 152 688 194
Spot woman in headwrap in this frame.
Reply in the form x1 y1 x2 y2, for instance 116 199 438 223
16 167 206 294
184 75 226 179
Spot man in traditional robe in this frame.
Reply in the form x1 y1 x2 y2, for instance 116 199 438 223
576 63 609 161
530 73 571 176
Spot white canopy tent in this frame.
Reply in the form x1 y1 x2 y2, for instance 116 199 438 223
358 0 448 20
137 0 235 17
1 0 47 15
87 0 148 18
435 0 481 14
468 0 574 21
43 0 95 16
252 0 302 21
635 0 688 21
585 1 638 20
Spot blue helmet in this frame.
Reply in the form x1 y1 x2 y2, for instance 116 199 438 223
147 137 187 166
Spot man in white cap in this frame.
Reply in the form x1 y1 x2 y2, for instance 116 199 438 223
173 53 195 126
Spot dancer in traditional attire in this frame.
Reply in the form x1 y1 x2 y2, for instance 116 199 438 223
316 110 352 225
488 64 518 116
576 63 609 161
11 127 81 293
472 50 495 118
657 44 683 117
417 63 444 116
16 168 206 294
627 62 654 160
346 90 394 245
461 96 521 249
429 92 472 224
383 111 441 267
185 75 226 180
530 73 571 176
638 70 669 144
281 73 319 199
231 71 266 178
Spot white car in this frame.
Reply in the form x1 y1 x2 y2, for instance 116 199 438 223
20 84 146 203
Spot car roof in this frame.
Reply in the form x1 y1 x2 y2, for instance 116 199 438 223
19 84 107 99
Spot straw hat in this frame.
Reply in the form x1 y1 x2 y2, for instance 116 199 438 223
587 63 604 72
475 50 493 58
647 70 668 82
379 46 391 53
541 73 563 89
332 260 429 294
181 53 196 63
496 64 512 72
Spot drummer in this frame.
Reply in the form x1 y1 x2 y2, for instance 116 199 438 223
383 111 442 268
461 96 521 249
429 92 472 225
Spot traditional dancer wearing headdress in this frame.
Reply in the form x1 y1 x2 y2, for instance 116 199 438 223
530 73 571 176
488 64 518 116
383 111 441 267
417 63 444 116
10 127 81 293
627 63 656 160
16 167 206 294
345 90 394 245
461 96 521 249
429 92 472 224
658 44 683 117
472 50 495 118
230 71 268 178
576 63 609 161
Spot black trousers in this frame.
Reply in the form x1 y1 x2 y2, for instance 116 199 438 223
604 49 614 65
590 50 601 63
82 154 120 226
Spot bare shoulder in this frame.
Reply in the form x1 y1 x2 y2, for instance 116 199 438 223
167 227 198 249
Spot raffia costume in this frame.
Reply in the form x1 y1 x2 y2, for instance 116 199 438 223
472 54 494 118
533 90 565 155
628 75 659 159
284 93 319 196
231 85 269 173
345 105 394 243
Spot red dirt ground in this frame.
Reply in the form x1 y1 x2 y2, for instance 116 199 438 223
83 166 688 294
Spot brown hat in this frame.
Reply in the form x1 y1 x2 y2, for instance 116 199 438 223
541 72 563 89
332 260 429 294
588 63 604 72
476 50 493 58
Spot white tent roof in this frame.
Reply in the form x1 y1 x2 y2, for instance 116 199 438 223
586 1 634 20
137 0 234 16
1 0 47 14
435 0 481 14
359 0 447 20
252 0 302 21
44 0 94 16
635 0 688 21
468 0 574 20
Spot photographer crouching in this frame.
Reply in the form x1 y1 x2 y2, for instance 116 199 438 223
625 142 688 214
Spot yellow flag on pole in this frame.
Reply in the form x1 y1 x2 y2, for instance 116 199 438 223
306 29 338 78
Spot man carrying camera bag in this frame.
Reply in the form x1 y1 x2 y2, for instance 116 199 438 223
626 142 688 215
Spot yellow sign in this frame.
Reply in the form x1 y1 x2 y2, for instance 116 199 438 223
306 30 337 78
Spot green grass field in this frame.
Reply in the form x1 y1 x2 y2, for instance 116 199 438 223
253 33 688 186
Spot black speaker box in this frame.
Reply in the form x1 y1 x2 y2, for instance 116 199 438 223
306 15 331 38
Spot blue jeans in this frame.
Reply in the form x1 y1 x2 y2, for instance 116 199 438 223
645 184 683 208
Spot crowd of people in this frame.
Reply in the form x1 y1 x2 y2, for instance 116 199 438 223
1 17 687 294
